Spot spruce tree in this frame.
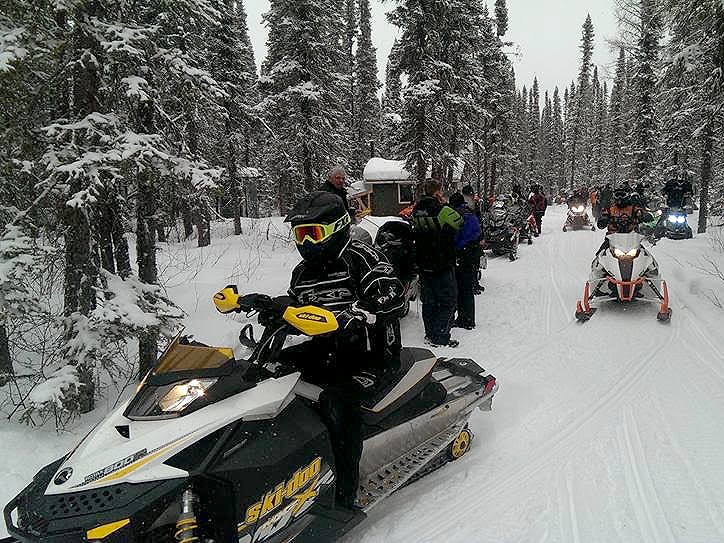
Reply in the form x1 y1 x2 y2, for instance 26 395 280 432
495 0 509 36
630 0 661 183
261 0 347 211
353 0 382 174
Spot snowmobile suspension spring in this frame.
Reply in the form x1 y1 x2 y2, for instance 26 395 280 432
175 488 200 543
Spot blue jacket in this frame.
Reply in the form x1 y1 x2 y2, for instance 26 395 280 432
454 206 482 250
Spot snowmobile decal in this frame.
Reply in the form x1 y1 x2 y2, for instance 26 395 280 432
237 457 334 542
72 433 194 488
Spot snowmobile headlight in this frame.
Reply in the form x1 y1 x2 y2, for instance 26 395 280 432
572 205 585 213
159 378 217 413
676 215 687 224
668 214 678 223
612 248 639 259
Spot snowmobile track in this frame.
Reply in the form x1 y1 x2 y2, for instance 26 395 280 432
650 394 724 539
618 406 676 543
402 325 680 539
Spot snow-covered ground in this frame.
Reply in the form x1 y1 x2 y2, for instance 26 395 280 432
2 205 724 542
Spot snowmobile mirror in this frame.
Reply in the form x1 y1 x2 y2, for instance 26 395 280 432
213 285 241 314
283 306 339 336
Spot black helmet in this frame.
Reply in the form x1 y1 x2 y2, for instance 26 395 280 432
613 188 628 206
286 191 351 262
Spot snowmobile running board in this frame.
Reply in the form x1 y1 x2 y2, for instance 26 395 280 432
0 537 19 543
356 421 467 512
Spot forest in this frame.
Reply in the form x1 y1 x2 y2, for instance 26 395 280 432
0 0 722 425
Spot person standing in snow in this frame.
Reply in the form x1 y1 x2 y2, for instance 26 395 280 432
529 184 548 235
449 193 482 330
320 165 351 216
411 179 464 348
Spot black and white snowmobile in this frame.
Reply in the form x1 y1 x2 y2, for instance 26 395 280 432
657 206 694 240
374 220 419 316
563 200 596 232
575 232 671 322
3 290 497 543
483 200 519 261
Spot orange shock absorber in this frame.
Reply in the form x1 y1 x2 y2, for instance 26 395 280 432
660 280 669 314
583 282 591 313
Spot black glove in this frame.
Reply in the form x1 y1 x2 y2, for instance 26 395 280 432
597 217 609 229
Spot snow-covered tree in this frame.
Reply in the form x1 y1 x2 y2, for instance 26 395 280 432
353 0 382 174
260 0 347 211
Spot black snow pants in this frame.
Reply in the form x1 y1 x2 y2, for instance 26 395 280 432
534 211 545 234
421 268 457 345
455 268 476 327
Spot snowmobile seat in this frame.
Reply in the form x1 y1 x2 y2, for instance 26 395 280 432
360 347 438 425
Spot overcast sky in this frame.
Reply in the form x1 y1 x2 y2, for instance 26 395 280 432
244 0 619 97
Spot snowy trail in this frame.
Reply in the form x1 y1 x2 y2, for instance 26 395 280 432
1 208 723 542
346 205 724 543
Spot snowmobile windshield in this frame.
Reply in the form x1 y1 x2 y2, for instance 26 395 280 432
607 232 644 255
154 343 235 375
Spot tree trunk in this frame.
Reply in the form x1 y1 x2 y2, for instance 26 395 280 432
181 202 194 239
136 171 159 378
135 95 159 379
195 195 211 247
97 193 115 274
111 194 131 278
0 324 12 385
697 124 713 234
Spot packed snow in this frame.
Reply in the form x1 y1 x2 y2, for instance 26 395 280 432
2 206 724 542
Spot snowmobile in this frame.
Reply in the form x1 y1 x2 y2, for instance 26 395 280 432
563 200 596 232
507 197 536 245
374 220 419 316
658 207 694 240
575 232 671 322
3 289 497 543
483 200 520 261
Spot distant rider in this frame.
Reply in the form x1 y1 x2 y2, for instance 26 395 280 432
528 184 548 235
285 191 405 508
662 177 693 209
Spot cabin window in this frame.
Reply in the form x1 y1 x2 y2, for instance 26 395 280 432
398 183 414 204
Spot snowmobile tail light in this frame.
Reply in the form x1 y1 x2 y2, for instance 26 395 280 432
483 377 496 394
159 378 218 413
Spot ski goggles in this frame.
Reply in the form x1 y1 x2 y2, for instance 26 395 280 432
292 213 351 244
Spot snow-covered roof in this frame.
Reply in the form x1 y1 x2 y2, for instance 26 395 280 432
363 157 464 183
363 158 414 183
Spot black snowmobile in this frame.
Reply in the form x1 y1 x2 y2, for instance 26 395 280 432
374 220 419 316
3 290 497 543
563 199 596 231
483 200 519 261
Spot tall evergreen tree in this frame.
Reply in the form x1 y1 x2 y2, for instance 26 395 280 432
261 0 346 211
353 0 381 174
570 15 595 188
495 0 509 36
630 0 661 182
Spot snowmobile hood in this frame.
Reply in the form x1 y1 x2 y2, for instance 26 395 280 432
44 373 300 495
606 232 645 253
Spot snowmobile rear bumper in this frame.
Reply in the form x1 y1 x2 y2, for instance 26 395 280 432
4 458 186 543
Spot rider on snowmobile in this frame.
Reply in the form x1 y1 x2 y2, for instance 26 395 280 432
595 187 652 253
284 191 405 509
662 176 693 209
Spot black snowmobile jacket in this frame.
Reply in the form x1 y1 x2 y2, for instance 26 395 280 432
289 239 405 366
411 196 464 274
